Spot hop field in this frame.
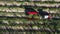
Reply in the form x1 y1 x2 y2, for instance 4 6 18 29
0 0 60 34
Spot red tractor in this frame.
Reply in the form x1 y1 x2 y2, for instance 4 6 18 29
25 7 52 20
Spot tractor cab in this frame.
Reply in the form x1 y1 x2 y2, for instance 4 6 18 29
25 7 38 15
